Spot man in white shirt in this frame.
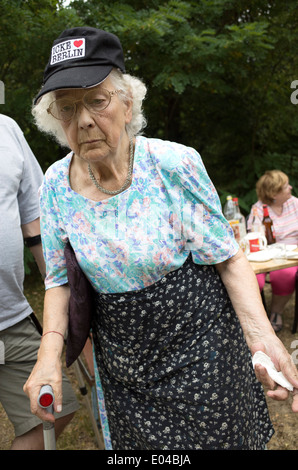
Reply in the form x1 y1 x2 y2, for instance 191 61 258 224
0 114 78 449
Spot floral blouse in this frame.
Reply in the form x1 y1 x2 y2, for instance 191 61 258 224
40 136 238 293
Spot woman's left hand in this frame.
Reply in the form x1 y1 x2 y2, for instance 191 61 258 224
250 339 298 412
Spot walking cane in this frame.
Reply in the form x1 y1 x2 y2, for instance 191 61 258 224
38 385 56 450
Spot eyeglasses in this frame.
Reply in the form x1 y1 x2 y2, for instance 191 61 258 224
47 88 120 121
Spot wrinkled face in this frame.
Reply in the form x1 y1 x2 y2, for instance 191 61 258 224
56 77 132 163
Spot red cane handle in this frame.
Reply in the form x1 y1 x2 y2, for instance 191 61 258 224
38 385 54 408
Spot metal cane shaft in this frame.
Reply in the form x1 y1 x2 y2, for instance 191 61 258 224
38 385 56 450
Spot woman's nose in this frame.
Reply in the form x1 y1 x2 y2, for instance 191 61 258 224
76 103 95 128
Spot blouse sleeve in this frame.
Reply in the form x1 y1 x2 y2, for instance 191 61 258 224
13 123 44 225
170 145 239 264
39 172 68 290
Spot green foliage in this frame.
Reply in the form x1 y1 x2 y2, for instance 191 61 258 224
0 0 83 170
1 0 298 216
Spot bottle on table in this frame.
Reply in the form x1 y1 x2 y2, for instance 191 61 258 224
223 195 236 220
249 206 264 234
223 195 240 242
262 204 276 245
232 197 247 239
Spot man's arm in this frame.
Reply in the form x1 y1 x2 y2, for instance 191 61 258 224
22 217 46 279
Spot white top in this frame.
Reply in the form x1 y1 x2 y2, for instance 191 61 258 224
0 114 43 330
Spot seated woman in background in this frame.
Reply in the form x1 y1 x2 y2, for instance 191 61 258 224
247 170 298 332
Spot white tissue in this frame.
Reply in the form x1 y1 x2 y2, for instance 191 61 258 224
252 351 293 391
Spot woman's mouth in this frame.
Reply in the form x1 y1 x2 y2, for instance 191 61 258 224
82 139 101 144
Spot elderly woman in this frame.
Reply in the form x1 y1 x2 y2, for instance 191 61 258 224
247 170 298 332
24 27 298 450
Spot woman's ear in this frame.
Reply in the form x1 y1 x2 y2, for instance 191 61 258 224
124 91 133 124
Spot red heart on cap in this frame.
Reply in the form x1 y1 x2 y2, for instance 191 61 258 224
73 40 83 48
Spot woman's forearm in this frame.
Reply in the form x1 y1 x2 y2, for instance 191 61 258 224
39 285 70 358
215 249 274 348
24 284 70 420
42 285 70 335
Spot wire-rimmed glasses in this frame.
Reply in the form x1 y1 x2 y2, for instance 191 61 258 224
47 88 120 121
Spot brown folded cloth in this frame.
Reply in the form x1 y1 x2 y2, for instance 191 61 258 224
64 242 94 367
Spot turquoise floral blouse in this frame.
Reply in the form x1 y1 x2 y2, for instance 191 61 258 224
40 136 238 293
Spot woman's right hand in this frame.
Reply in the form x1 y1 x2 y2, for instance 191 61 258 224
23 339 64 422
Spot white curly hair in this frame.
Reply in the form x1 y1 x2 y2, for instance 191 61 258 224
32 69 147 148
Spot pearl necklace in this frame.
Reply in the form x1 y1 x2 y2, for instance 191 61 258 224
88 138 134 195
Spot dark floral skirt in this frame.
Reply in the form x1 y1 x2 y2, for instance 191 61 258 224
92 255 274 450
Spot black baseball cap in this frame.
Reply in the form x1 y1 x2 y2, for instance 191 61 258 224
34 27 125 104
